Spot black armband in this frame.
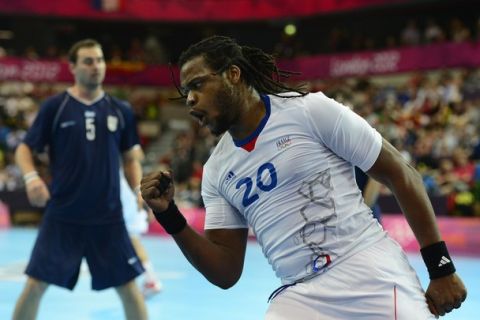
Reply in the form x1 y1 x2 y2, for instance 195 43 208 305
420 241 456 279
153 201 186 235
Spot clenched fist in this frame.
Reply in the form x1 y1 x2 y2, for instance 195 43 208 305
140 171 175 213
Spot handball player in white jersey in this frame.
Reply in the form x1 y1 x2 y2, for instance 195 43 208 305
141 36 466 319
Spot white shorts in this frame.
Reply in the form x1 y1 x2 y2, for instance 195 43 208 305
124 207 148 235
121 172 148 235
265 236 435 320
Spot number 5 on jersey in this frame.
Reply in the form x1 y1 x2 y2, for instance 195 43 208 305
85 117 95 140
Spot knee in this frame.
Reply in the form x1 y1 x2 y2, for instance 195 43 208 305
25 277 48 298
116 281 141 301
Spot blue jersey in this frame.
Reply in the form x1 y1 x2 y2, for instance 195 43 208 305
24 91 140 224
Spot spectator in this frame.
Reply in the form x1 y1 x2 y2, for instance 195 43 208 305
401 19 421 46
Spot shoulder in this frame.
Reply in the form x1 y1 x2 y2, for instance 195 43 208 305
41 91 69 109
108 95 133 111
299 91 352 120
267 92 335 113
267 92 308 108
36 92 70 119
266 92 335 124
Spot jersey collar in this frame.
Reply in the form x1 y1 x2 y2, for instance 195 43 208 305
233 94 271 152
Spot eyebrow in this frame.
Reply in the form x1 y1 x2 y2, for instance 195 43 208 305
81 56 104 61
180 74 211 94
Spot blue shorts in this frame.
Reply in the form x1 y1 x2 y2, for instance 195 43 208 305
26 218 144 290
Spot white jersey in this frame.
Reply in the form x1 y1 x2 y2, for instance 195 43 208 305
202 92 386 284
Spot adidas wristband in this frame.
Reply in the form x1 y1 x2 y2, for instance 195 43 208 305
420 241 456 279
153 201 186 235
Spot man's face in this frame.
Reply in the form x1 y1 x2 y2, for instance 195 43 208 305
180 56 242 136
70 46 106 89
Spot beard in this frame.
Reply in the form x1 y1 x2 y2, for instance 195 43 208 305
79 72 105 90
208 83 241 136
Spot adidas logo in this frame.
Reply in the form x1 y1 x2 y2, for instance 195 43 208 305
438 256 451 267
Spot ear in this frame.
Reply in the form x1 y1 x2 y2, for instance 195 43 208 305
68 62 76 75
227 64 242 84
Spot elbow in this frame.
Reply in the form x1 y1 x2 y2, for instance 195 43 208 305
386 163 423 190
210 271 242 290
215 278 239 290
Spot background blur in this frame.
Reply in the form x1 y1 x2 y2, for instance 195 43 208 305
0 1 479 318
2 0 480 231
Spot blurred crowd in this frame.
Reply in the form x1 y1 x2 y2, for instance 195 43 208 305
2 9 480 217
5 67 480 216
315 69 480 216
0 13 479 62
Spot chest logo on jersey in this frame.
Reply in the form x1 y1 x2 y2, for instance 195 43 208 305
276 135 292 150
225 170 236 184
107 115 118 132
60 121 76 128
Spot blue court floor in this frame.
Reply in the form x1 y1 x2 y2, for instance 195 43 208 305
0 227 478 320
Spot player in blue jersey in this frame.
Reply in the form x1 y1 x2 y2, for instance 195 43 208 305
13 39 147 320
141 36 466 319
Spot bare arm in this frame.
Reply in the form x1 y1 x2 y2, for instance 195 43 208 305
15 143 50 207
367 138 466 316
123 145 144 208
122 145 144 190
15 143 37 176
141 171 249 289
367 139 440 246
172 226 249 289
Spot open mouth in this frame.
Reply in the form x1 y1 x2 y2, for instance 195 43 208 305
190 110 206 126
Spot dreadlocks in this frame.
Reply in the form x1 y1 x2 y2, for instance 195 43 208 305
176 35 307 99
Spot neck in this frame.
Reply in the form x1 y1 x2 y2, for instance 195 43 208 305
229 90 265 140
69 85 103 103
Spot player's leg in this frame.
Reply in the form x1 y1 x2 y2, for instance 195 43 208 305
265 287 320 320
13 219 84 319
130 235 162 298
115 279 147 320
12 277 49 320
125 205 162 298
85 223 146 319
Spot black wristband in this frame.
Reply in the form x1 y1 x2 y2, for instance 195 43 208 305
420 241 456 279
153 201 186 235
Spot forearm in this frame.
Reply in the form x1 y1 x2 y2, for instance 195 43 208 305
15 143 37 175
384 164 441 247
171 226 248 289
142 170 248 289
15 143 50 206
123 159 142 189
123 146 144 189
368 139 441 248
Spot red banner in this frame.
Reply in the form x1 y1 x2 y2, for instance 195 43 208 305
0 59 174 86
1 41 480 86
0 0 411 21
279 41 480 80
382 215 480 256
